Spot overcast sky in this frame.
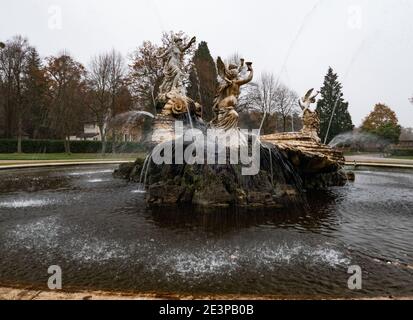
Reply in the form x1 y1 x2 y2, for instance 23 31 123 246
1 0 413 127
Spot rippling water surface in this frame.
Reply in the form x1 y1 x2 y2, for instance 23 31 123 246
0 165 412 298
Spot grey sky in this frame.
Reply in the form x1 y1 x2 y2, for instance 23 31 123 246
1 0 413 127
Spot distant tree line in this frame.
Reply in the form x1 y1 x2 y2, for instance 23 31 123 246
0 35 133 153
1 32 407 153
0 33 304 153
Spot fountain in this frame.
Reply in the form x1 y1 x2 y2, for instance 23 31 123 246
2 35 412 301
115 35 349 208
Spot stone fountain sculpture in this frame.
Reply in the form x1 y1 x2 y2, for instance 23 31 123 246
261 89 347 189
115 34 349 208
299 88 321 142
211 57 254 131
157 36 196 99
151 35 203 144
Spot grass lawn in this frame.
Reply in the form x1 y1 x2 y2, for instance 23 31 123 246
0 153 144 162
386 155 413 160
342 151 376 156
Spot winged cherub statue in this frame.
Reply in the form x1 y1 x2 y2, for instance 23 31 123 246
299 88 321 142
211 57 253 130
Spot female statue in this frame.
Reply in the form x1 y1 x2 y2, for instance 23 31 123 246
157 36 196 97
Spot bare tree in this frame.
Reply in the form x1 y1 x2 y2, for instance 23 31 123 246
108 50 125 113
88 53 111 147
275 84 299 132
257 73 280 114
225 52 243 67
238 72 299 133
235 72 280 134
241 73 280 114
237 82 258 113
87 50 125 153
107 50 126 152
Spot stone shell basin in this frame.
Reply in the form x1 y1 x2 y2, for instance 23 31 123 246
261 132 345 174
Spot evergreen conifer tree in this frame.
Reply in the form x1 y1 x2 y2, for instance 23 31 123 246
316 67 354 143
187 41 218 121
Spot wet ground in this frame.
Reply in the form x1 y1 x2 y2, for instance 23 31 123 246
0 165 412 298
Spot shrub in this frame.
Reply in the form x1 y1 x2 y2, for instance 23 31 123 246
390 148 413 157
0 139 20 153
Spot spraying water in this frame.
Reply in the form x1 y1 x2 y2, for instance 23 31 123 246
323 31 379 144
328 131 389 149
259 0 324 135
138 155 151 192
268 147 274 186
110 111 155 129
186 107 194 130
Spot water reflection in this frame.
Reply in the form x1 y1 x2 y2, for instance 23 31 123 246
147 191 341 235
0 169 72 194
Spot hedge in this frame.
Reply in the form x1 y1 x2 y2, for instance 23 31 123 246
390 148 413 157
0 139 146 154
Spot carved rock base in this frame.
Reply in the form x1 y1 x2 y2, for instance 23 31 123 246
151 115 176 145
115 131 350 208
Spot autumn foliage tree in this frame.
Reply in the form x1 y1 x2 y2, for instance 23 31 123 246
45 53 86 153
129 32 194 114
128 41 164 114
361 103 401 144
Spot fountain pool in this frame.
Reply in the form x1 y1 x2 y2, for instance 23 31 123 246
0 165 412 298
